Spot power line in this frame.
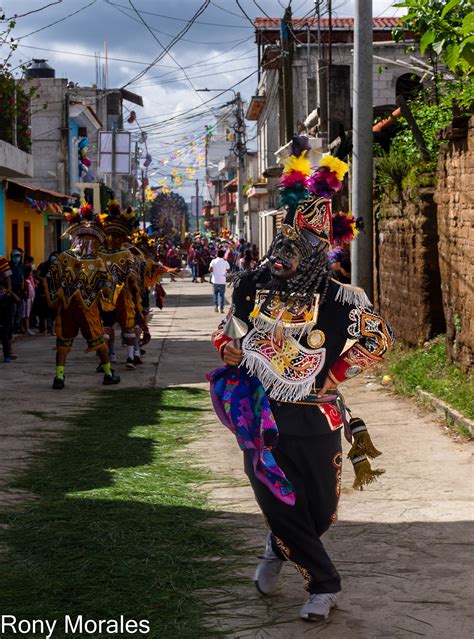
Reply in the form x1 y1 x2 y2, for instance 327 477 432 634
253 1 272 20
124 0 219 121
234 1 255 26
210 1 248 20
4 0 63 21
104 1 247 46
132 65 256 89
130 51 256 87
15 37 250 73
15 0 97 41
121 0 211 90
136 71 257 132
105 0 251 28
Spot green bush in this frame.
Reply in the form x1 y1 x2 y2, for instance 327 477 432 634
375 148 412 197
387 338 474 420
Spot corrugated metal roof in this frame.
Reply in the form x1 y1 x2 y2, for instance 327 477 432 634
4 178 72 200
254 17 402 30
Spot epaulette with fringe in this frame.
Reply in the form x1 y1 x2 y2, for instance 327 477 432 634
227 270 247 288
333 279 372 308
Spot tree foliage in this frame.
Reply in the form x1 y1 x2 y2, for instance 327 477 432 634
393 0 474 75
0 10 37 151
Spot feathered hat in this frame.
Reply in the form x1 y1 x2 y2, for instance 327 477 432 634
101 200 139 238
61 204 106 243
278 136 349 246
131 229 156 254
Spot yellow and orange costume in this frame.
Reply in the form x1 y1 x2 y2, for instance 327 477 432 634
45 204 120 389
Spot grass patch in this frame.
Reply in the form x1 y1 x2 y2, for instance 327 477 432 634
0 388 242 638
386 337 474 420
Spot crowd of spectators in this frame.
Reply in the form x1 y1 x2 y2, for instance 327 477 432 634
0 249 59 362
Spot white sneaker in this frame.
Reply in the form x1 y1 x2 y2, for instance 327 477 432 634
253 533 283 595
110 353 117 363
300 592 338 622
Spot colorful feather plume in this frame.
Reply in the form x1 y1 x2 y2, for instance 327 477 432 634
332 212 358 244
290 135 311 158
105 199 121 218
281 150 312 177
63 206 81 224
279 145 312 210
319 155 349 182
306 155 349 198
80 203 94 221
306 166 343 198
279 169 308 189
279 183 308 209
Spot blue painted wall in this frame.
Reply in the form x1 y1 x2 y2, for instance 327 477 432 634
68 119 79 192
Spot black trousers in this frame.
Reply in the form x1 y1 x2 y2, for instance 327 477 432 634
244 430 342 594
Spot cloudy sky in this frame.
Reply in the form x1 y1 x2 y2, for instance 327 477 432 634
3 0 402 198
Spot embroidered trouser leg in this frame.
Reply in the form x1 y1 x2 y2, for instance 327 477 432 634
55 300 105 353
243 431 342 594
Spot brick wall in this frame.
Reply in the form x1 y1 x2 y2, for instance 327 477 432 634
434 117 474 372
376 184 445 345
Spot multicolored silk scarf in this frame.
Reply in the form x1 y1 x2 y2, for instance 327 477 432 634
207 366 296 506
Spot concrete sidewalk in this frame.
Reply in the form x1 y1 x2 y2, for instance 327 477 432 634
0 279 472 638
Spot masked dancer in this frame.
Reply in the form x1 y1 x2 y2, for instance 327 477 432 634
209 139 394 623
46 205 120 389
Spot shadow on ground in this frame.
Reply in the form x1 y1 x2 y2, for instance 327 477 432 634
166 290 215 308
0 388 243 639
0 387 472 639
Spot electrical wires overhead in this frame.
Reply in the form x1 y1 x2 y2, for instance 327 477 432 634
121 0 211 89
15 0 97 41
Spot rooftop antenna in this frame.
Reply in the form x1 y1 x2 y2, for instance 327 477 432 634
104 40 109 90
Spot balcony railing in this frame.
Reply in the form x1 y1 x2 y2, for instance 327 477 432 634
219 191 236 214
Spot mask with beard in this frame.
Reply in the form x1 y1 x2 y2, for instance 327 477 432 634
257 222 332 310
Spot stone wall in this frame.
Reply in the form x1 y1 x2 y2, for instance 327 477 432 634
376 184 445 345
434 117 474 372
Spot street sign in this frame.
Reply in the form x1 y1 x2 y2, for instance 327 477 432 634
99 131 131 174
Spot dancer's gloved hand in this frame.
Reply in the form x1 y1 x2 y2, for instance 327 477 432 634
316 375 338 397
222 342 243 367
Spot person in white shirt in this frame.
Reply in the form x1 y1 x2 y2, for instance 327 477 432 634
209 249 230 313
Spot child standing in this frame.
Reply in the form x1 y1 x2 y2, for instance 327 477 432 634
22 265 36 335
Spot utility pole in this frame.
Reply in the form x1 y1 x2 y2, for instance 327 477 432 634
281 5 294 144
327 0 332 142
141 168 146 219
352 0 374 299
195 178 200 234
235 92 246 240
111 126 117 199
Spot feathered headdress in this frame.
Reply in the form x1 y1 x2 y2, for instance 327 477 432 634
61 204 105 242
132 229 156 253
279 142 350 245
278 136 312 209
102 200 139 237
306 155 349 198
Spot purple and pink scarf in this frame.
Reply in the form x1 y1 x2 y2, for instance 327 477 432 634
207 366 295 506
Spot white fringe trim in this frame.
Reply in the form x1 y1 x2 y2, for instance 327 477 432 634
333 280 372 308
242 352 318 403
